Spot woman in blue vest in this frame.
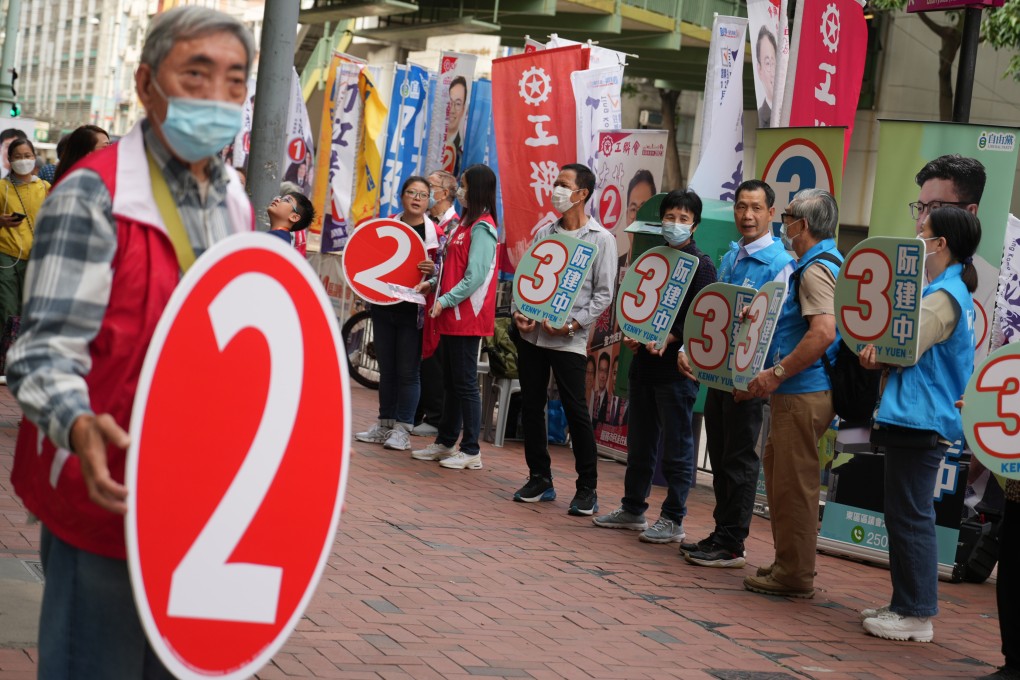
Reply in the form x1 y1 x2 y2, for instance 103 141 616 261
858 205 980 644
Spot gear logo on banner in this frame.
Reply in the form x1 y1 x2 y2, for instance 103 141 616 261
821 3 840 52
600 135 615 158
519 66 552 106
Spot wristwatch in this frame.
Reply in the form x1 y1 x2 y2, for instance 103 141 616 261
566 321 575 337
773 363 786 379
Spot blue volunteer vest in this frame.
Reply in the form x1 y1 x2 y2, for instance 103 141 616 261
876 264 975 443
718 235 794 290
774 239 842 395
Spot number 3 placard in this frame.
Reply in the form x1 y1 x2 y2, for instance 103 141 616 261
835 236 924 367
963 342 1020 480
513 233 600 328
126 234 351 679
616 246 700 350
732 281 786 391
682 282 756 392
342 217 428 304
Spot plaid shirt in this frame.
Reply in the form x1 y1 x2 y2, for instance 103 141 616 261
7 120 240 451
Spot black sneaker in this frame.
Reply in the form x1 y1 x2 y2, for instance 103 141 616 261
568 487 598 516
679 535 713 555
514 475 556 503
684 542 747 568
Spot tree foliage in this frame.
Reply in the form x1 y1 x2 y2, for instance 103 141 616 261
984 0 1020 80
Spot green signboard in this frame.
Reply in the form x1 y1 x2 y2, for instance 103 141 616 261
732 282 786 391
835 236 925 367
962 342 1020 480
513 233 599 328
682 282 756 392
616 246 701 350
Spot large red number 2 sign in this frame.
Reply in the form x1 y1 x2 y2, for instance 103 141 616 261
127 235 350 680
839 249 892 342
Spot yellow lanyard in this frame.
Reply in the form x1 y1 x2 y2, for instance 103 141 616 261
146 152 196 273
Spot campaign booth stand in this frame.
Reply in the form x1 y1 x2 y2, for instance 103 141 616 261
818 433 972 582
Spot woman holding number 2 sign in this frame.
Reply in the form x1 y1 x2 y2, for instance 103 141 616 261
411 164 499 470
355 176 440 452
858 206 981 644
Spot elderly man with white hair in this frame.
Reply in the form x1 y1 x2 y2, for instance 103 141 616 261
6 6 254 676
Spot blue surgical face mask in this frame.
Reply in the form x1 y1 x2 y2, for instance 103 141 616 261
152 80 243 163
661 221 692 246
780 218 803 250
428 190 438 210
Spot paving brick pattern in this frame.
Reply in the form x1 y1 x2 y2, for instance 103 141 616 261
0 383 1003 679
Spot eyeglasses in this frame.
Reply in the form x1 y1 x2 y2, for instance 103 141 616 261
272 195 298 214
780 212 801 224
908 200 970 220
404 190 429 200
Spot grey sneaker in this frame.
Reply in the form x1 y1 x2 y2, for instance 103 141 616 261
592 507 648 530
411 422 439 437
383 424 411 451
639 517 685 544
439 451 483 469
411 442 457 461
355 420 393 444
860 604 891 621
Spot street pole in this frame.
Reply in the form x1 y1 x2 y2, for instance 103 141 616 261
247 0 300 231
952 6 982 123
0 0 23 109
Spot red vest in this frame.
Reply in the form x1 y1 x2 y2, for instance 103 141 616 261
435 215 497 337
11 127 253 559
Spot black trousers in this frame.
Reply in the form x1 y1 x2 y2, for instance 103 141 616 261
512 333 598 491
416 347 444 426
999 497 1020 669
703 387 766 552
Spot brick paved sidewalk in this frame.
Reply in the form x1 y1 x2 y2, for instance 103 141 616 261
0 382 1004 679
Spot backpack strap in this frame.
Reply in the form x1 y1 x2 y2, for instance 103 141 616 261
789 251 842 303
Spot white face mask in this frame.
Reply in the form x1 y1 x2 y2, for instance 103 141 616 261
551 186 579 214
11 159 35 176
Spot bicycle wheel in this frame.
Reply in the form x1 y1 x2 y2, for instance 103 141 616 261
341 310 380 389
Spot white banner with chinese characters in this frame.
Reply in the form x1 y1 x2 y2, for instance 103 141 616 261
321 61 364 253
424 52 477 178
689 16 748 202
571 66 625 173
747 0 790 128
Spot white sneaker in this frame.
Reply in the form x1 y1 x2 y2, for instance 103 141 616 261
411 442 457 461
383 424 411 451
355 422 391 444
438 451 482 470
862 611 933 642
860 604 890 621
411 422 439 437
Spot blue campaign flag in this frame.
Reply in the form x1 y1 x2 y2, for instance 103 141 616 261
461 78 503 230
379 64 430 217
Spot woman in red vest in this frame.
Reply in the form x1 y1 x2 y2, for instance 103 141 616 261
411 164 499 470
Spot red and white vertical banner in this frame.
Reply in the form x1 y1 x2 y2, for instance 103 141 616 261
424 52 477 178
690 16 747 202
228 78 256 169
747 0 790 128
492 45 590 268
781 0 868 166
571 65 624 171
546 35 628 71
593 130 668 261
284 67 316 201
524 37 546 53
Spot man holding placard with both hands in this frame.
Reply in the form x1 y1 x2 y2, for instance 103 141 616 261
510 163 617 517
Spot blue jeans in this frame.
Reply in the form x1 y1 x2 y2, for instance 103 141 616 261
436 335 482 455
38 525 173 679
883 443 947 618
622 377 698 523
371 305 422 424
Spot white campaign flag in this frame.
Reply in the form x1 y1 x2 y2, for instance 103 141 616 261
689 16 748 202
747 0 790 128
424 52 477 177
571 66 625 171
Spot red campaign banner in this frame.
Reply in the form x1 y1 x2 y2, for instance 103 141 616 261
786 0 867 166
493 45 590 269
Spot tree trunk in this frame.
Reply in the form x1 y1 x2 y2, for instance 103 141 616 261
918 12 963 122
659 88 683 192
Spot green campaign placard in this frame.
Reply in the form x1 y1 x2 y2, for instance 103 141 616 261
731 281 787 392
835 236 925 367
616 246 701 350
682 282 756 392
513 233 600 328
962 342 1020 480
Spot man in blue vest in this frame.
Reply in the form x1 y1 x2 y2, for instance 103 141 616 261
678 179 794 568
742 188 842 599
